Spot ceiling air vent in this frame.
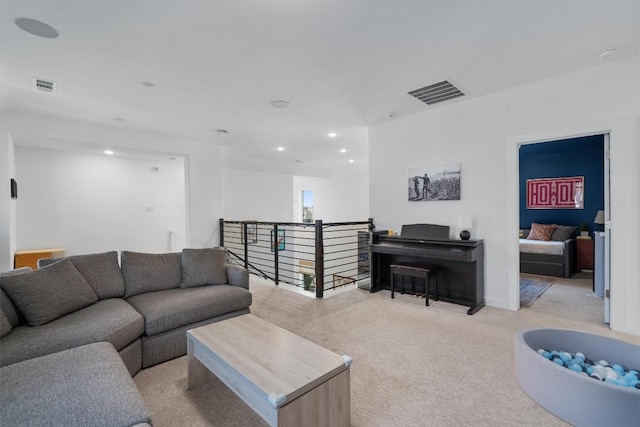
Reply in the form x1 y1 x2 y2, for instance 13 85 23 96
32 78 56 94
408 80 464 105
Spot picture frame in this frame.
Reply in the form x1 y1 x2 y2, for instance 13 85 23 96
241 222 258 244
270 229 285 252
408 163 461 201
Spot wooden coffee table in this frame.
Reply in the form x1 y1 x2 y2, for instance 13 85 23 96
187 314 351 426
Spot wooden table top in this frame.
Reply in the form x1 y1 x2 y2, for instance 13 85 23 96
188 314 348 404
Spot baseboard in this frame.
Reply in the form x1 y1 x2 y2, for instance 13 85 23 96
484 296 510 310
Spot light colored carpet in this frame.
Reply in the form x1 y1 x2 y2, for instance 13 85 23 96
134 276 639 427
520 273 556 307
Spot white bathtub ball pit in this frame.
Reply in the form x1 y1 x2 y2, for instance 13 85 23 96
515 328 640 427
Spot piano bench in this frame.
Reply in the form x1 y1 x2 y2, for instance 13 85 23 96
390 264 439 306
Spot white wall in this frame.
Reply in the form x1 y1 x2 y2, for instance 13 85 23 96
15 147 186 255
293 163 370 222
369 57 640 335
0 111 224 267
223 169 294 222
0 132 17 271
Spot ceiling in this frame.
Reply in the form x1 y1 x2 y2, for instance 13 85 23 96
1 0 638 168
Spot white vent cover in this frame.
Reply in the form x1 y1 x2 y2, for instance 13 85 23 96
32 78 56 94
408 80 464 105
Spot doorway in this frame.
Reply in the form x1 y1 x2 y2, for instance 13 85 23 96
516 134 607 327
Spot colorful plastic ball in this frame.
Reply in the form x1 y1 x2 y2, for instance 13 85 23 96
612 364 625 374
568 364 582 373
624 372 638 380
575 352 585 360
595 365 607 377
553 358 564 366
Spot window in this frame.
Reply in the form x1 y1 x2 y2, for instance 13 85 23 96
302 190 314 223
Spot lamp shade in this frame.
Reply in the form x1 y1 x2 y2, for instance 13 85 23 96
458 214 473 229
594 210 605 225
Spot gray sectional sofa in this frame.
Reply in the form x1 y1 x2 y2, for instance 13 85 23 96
0 247 252 427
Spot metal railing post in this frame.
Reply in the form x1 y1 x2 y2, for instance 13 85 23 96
315 219 324 298
219 218 224 246
243 222 249 270
274 224 280 285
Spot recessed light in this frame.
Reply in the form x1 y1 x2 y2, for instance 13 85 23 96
169 157 177 161
340 149 347 153
15 18 59 38
277 146 284 151
348 159 355 163
328 132 337 138
270 100 290 108
599 48 617 58
113 117 127 122
139 81 157 89
295 160 306 163
104 150 115 155
215 129 229 134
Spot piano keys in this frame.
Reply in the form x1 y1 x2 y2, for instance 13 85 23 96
371 224 485 315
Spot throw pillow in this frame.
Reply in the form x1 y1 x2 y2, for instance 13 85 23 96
0 267 32 327
38 252 125 299
180 248 228 288
527 223 557 241
0 259 98 327
551 225 577 242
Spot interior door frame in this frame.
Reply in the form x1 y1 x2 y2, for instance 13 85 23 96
506 125 617 311
603 133 611 323
512 134 608 313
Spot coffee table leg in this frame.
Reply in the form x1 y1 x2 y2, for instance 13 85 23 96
187 336 216 390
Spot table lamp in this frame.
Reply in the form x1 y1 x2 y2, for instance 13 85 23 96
593 210 605 225
458 214 473 240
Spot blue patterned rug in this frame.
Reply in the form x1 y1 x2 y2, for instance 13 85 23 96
520 274 556 307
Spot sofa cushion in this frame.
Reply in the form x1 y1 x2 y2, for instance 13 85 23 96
0 310 11 337
0 342 152 427
38 251 125 299
550 225 577 242
180 248 227 288
226 264 250 290
126 285 252 336
0 299 144 368
121 251 182 298
1 259 98 327
0 268 31 327
527 223 557 241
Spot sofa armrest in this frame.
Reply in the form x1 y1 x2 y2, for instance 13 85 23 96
226 265 249 289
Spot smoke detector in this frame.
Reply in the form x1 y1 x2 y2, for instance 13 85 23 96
32 78 56 94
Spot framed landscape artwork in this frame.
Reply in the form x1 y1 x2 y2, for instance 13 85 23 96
408 163 461 201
